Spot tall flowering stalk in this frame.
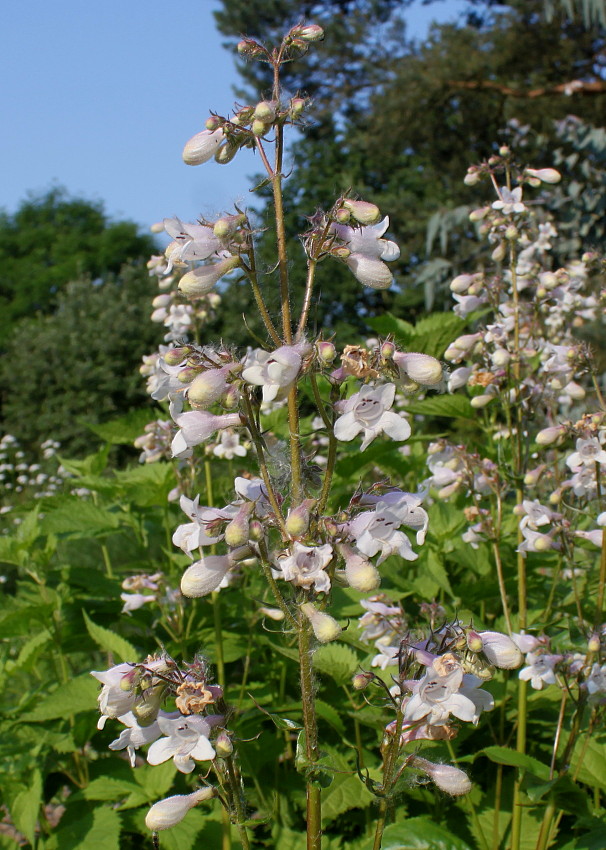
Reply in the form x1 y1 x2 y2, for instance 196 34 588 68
90 25 606 850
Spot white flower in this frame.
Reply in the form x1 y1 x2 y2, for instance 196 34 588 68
147 714 216 773
182 128 225 165
213 430 247 459
181 554 235 597
412 758 472 796
172 495 235 557
566 437 606 470
145 788 215 831
348 495 426 565
276 542 333 592
334 383 411 451
332 216 400 289
121 593 156 614
92 663 138 722
405 658 493 725
492 186 526 215
519 652 561 689
394 352 443 387
586 664 606 698
178 256 240 297
163 217 223 271
241 345 303 402
109 710 166 767
478 631 522 669
171 408 242 458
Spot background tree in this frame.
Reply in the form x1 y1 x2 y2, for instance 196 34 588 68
213 0 606 330
0 263 159 454
0 188 156 344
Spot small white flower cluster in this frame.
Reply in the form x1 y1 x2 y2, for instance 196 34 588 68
0 434 72 521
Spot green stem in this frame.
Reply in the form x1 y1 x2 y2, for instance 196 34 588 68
212 590 226 692
241 249 281 346
287 385 303 504
309 374 338 516
225 755 251 850
258 539 297 629
272 124 292 344
297 258 318 341
372 709 405 850
298 617 322 850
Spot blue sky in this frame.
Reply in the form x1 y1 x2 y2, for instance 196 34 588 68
3 0 468 232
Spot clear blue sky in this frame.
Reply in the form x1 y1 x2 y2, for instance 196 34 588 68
3 0 467 232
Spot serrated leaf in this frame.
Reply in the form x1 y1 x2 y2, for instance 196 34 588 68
569 733 606 792
315 699 346 735
132 760 177 799
313 644 359 685
10 770 42 845
367 314 415 344
49 804 121 850
405 394 475 419
39 499 121 537
81 776 147 804
83 610 138 662
27 673 99 721
8 629 52 673
477 746 550 780
86 409 158 445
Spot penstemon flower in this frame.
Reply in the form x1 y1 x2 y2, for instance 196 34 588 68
334 383 411 450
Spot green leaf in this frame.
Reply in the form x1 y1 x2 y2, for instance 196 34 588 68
86 409 157 445
313 643 359 685
82 610 138 662
423 549 455 596
80 777 148 805
10 770 42 845
477 746 550 780
27 673 99 721
39 498 121 537
569 734 606 792
404 394 475 420
315 699 346 736
367 314 415 344
360 817 472 849
48 804 121 850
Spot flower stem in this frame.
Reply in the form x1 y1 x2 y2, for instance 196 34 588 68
298 616 322 850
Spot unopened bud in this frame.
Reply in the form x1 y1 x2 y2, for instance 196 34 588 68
450 274 473 293
344 553 381 592
335 208 351 224
491 242 507 262
183 129 224 166
352 671 373 690
316 341 337 363
214 732 234 758
133 685 165 727
412 758 472 796
469 206 489 221
526 167 561 184
188 369 230 408
491 348 510 367
588 634 601 653
342 199 381 224
478 631 522 668
254 101 276 122
523 464 545 486
259 605 285 621
294 24 324 42
215 141 239 165
178 366 202 383
286 499 316 537
466 631 483 653
505 225 518 240
145 788 215 831
470 394 493 409
164 347 192 366
252 119 269 137
395 352 443 386
249 520 264 541
536 425 566 446
237 39 265 58
464 169 481 186
205 115 222 132
300 602 342 643
499 145 510 157
381 341 396 359
290 97 306 116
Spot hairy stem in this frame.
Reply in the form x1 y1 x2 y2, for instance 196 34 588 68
298 617 322 850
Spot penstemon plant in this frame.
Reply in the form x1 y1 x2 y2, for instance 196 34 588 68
89 23 606 850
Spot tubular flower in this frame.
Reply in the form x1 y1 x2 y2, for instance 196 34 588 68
241 345 304 402
332 216 400 289
145 787 216 831
334 383 411 451
182 128 225 165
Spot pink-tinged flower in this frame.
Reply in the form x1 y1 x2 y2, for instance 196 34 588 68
172 494 236 557
171 409 242 457
109 710 167 767
178 256 240 297
241 345 303 402
145 787 216 831
182 128 225 165
334 383 411 451
91 663 138 722
147 714 217 773
404 656 493 725
512 632 541 653
492 186 526 215
575 529 603 547
181 554 234 597
518 652 562 689
517 527 557 557
412 757 472 796
477 631 522 669
275 542 333 592
348 494 427 564
163 217 224 271
566 437 606 470
121 593 156 614
332 216 400 289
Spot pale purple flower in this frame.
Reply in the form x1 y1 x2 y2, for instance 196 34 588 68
213 430 247 459
182 128 225 165
334 383 411 451
163 217 224 272
242 345 303 402
147 714 217 773
109 710 167 767
121 593 156 614
405 660 493 725
492 186 526 215
332 216 400 289
348 501 421 565
519 651 562 689
171 408 242 457
275 542 333 593
566 437 606 470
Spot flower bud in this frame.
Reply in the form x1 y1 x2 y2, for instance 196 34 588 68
335 208 351 224
342 199 381 224
259 605 285 621
132 684 165 727
505 225 518 240
381 341 396 360
183 129 225 165
164 347 192 366
588 634 601 653
179 257 240 297
395 352 443 386
224 503 254 548
526 168 561 184
523 464 545 486
466 630 484 653
464 169 481 186
450 274 473 293
254 101 277 122
178 366 202 383
344 552 381 592
286 499 316 537
252 119 269 137
290 97 306 116
470 394 493 408
352 671 373 690
413 758 472 795
188 368 231 409
237 39 265 58
205 115 222 132
469 206 490 221
536 425 566 446
491 242 507 262
145 788 215 831
316 341 337 363
215 141 239 165
300 602 342 643
564 381 585 401
214 732 234 758
294 23 324 41
249 520 264 541
491 348 510 368
478 631 522 668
